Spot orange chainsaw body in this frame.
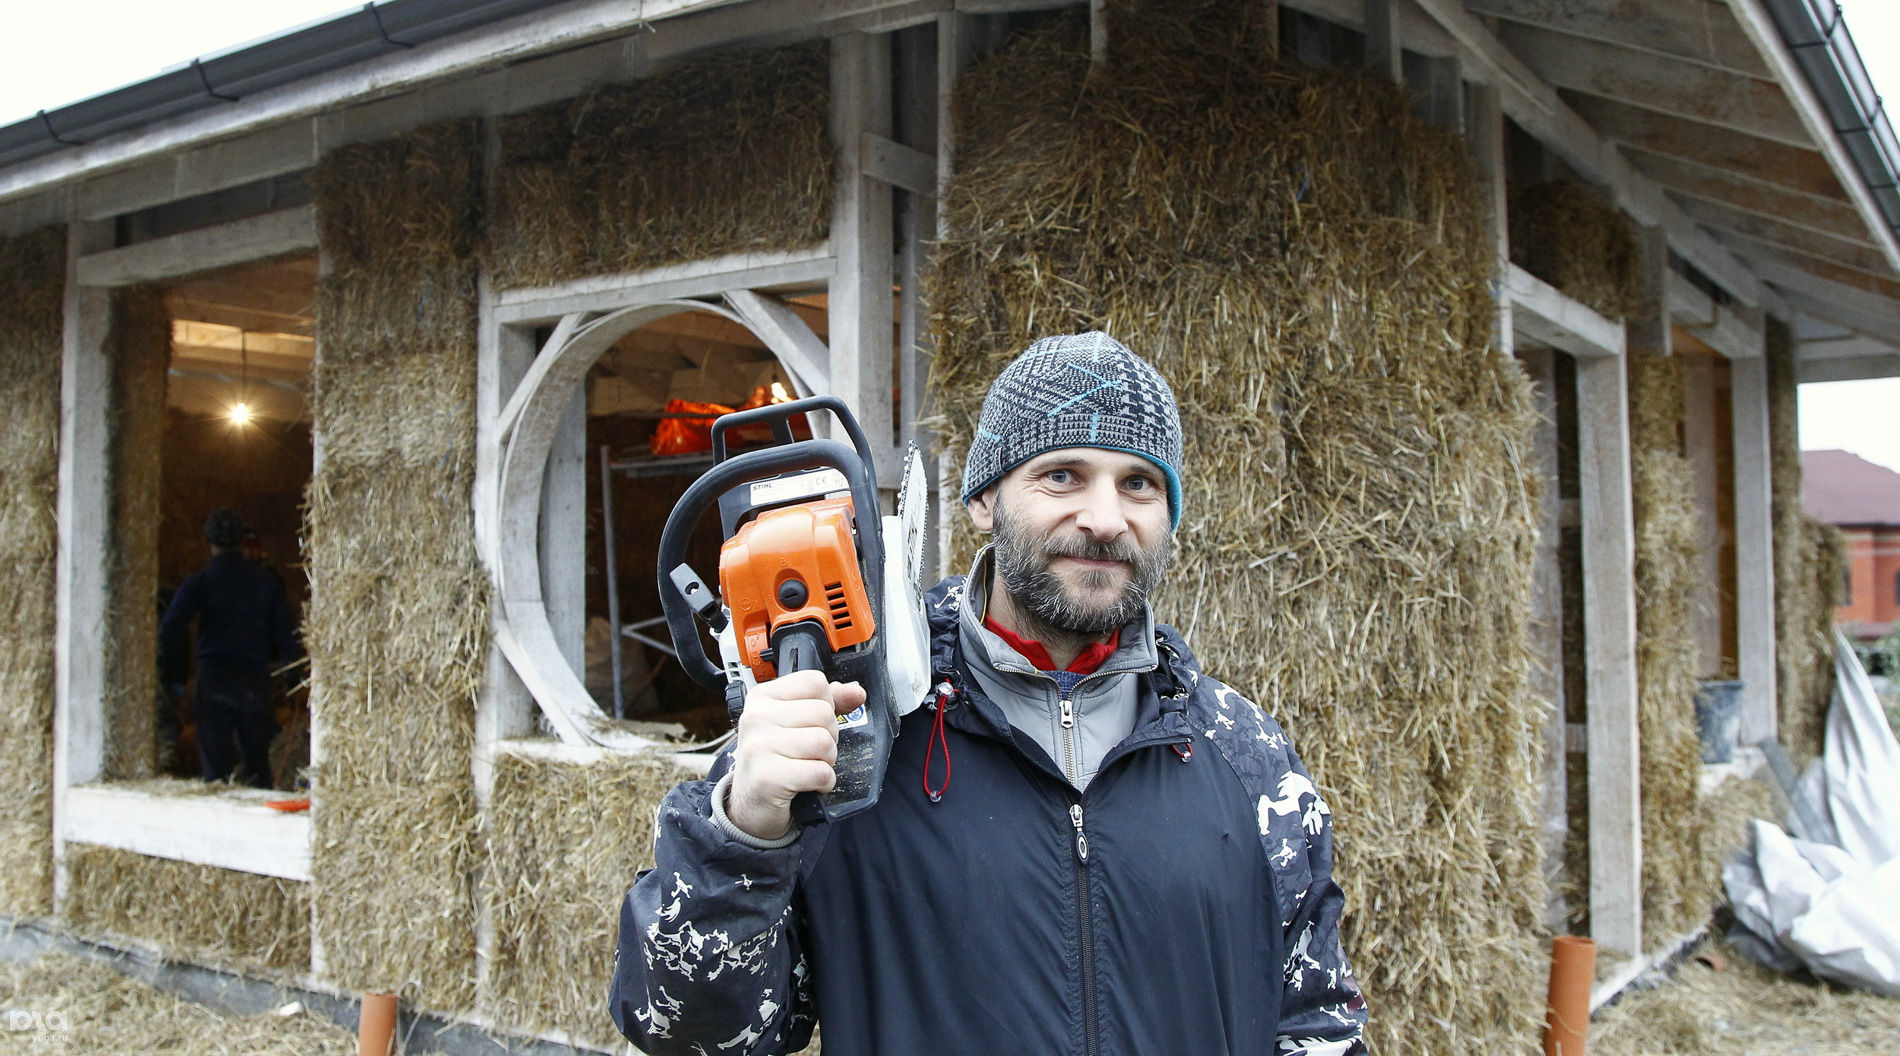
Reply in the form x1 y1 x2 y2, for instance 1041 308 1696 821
718 495 877 683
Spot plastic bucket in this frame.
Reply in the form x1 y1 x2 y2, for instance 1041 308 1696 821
1693 680 1745 764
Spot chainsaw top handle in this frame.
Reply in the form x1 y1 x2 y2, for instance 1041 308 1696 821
657 423 885 691
710 394 873 468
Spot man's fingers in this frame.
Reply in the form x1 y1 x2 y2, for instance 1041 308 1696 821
830 680 867 715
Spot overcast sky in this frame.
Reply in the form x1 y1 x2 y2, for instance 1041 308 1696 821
2 1 1897 471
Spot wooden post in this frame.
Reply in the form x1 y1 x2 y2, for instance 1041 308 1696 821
1679 353 1727 675
1579 223 1669 959
1576 343 1642 958
1470 82 1512 354
1364 0 1401 82
1522 349 1570 929
472 115 540 1000
540 385 587 673
53 219 115 910
1730 353 1778 744
830 32 897 484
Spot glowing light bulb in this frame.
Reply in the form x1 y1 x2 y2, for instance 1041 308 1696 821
770 382 790 403
229 402 252 425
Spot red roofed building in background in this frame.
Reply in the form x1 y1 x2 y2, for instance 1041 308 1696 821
1802 450 1900 648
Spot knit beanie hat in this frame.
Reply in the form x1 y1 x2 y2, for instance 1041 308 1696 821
961 332 1184 528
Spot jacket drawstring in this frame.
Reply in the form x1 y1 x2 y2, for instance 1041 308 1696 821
923 680 954 802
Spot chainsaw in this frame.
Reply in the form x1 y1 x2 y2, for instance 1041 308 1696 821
656 395 931 825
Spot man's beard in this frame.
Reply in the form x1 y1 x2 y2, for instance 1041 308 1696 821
990 496 1174 638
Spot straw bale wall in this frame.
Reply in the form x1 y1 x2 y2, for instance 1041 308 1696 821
307 121 488 1010
1766 317 1835 761
1626 347 1716 944
487 41 830 289
482 749 702 1046
59 843 310 973
1508 181 1641 320
100 286 169 781
0 226 65 917
926 4 1544 1051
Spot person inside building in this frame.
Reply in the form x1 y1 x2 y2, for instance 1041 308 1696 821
159 508 300 788
610 333 1367 1055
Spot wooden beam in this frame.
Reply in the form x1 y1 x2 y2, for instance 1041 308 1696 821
495 247 834 326
541 387 587 675
53 220 115 911
1568 95 1846 201
1472 83 1512 352
76 120 318 221
829 32 899 482
75 206 316 288
1627 147 1869 244
1724 0 1900 276
723 289 833 398
1728 354 1778 742
62 787 313 882
1467 0 1771 79
1507 264 1626 358
1675 196 1891 279
1720 240 1900 332
1797 352 1900 383
1497 23 1810 148
1519 348 1569 930
1576 342 1643 959
0 189 68 238
1364 0 1401 82
861 133 936 196
1402 0 1773 309
1666 271 1763 361
1677 352 1727 675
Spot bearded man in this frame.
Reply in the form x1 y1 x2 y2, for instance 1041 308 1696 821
614 332 1367 1056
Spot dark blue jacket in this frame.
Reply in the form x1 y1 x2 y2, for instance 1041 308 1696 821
612 577 1367 1056
159 551 299 682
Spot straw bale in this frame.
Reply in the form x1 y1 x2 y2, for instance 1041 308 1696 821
1626 347 1715 944
1766 318 1834 762
59 844 311 973
487 41 830 289
100 285 169 781
925 4 1545 1051
481 747 701 1046
1508 180 1641 320
0 950 356 1056
307 121 486 1011
1592 935 1900 1055
0 226 65 917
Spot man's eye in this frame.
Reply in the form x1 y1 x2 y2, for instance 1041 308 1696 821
1045 469 1073 484
1124 476 1153 492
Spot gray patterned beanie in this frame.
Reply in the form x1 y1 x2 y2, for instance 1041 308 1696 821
961 332 1184 528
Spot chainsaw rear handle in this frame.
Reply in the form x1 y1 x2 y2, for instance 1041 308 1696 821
657 437 885 691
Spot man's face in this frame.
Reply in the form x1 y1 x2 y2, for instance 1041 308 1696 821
968 448 1175 635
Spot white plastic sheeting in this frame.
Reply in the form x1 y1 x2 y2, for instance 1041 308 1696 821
1724 633 1900 997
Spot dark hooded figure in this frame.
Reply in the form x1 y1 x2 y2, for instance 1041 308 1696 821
159 508 299 787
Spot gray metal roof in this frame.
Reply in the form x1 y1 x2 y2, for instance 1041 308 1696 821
0 0 550 169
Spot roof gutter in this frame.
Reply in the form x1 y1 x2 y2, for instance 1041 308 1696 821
1755 0 1900 265
0 0 742 207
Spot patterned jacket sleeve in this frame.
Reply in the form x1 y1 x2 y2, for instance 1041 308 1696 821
1265 737 1369 1056
610 753 817 1056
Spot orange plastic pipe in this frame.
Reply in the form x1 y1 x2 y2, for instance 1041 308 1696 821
358 992 398 1056
1543 935 1596 1056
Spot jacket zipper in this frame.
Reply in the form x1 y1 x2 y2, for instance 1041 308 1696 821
1069 800 1099 1056
1058 697 1078 785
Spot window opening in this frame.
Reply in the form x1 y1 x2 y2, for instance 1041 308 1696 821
157 255 315 789
588 301 825 740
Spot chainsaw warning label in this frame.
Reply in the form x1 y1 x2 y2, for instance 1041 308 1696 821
836 703 869 729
